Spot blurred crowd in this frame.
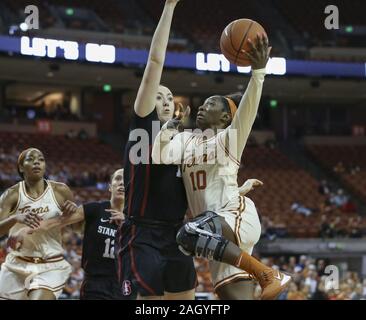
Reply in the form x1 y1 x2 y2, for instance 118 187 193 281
0 146 115 193
333 161 361 176
261 178 364 240
47 165 113 191
253 255 366 300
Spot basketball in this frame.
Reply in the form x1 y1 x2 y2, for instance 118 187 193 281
220 19 267 67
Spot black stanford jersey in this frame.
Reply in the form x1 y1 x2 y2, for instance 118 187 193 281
123 110 187 222
81 201 118 277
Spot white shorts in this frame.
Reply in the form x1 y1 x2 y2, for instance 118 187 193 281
0 252 72 300
210 196 261 291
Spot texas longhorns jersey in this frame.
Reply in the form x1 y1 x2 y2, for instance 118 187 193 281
9 180 64 259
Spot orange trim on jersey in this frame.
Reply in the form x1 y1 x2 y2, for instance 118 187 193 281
226 211 240 246
9 183 21 215
231 196 245 246
48 181 63 211
218 134 240 166
21 180 50 202
214 272 253 291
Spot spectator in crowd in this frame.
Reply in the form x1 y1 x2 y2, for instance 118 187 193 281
0 148 6 162
330 189 348 208
291 201 313 217
348 163 361 175
318 180 331 195
320 215 334 238
348 217 362 238
310 281 328 300
304 269 318 294
296 255 307 270
333 161 345 174
316 259 327 276
66 129 78 139
287 283 306 300
252 255 366 300
341 198 357 213
350 284 364 300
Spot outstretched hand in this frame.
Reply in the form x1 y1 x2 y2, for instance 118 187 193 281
239 179 264 196
166 103 191 132
242 33 271 70
244 179 264 190
105 209 124 226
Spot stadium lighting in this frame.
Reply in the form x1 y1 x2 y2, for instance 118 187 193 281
103 84 112 92
270 99 278 108
66 8 74 16
19 23 29 32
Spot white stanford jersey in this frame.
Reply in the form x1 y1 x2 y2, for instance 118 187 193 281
9 180 64 259
153 68 266 218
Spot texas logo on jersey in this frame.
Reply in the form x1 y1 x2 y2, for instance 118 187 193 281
18 205 50 215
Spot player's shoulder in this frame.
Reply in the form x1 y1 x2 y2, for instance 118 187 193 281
1 182 20 203
48 180 68 190
83 200 109 217
130 109 157 129
48 180 72 196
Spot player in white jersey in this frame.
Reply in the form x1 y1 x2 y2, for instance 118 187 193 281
0 148 75 300
153 34 291 300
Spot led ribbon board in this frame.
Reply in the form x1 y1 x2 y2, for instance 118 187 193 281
0 36 364 78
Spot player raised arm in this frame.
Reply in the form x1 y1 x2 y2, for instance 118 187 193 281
226 34 271 160
134 0 181 118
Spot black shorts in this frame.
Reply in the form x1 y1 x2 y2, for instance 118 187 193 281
80 276 126 300
116 219 197 298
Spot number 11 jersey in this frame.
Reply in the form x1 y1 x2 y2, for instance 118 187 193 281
82 201 118 277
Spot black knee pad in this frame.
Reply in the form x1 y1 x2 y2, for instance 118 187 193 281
176 211 229 261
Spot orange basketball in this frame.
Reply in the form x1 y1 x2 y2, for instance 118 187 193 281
220 19 267 67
